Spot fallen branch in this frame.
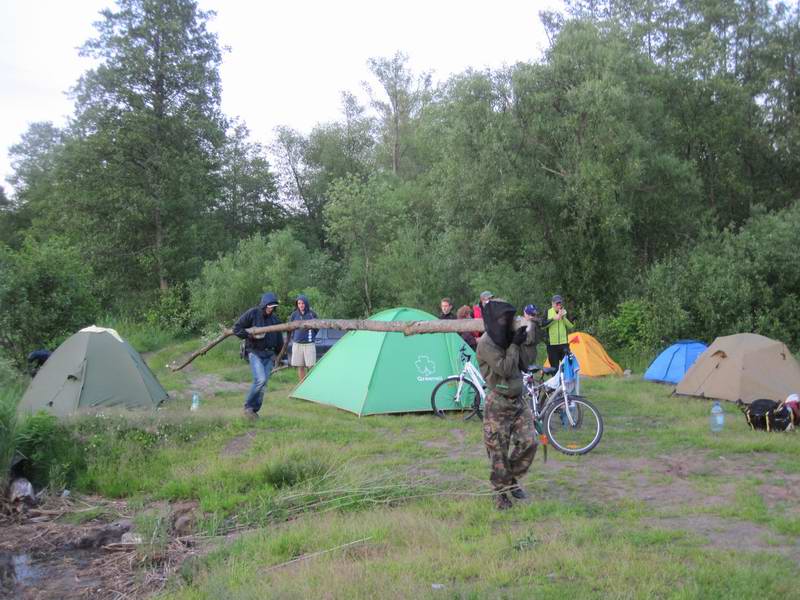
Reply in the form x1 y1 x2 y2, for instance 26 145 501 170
170 318 484 371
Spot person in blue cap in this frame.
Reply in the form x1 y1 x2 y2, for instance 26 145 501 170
233 292 284 419
521 304 544 365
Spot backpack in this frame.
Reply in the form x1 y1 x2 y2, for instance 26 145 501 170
738 399 797 432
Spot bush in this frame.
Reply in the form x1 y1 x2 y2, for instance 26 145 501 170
597 299 659 353
144 283 198 333
15 412 85 491
635 201 800 349
0 237 99 366
0 384 21 491
189 229 316 327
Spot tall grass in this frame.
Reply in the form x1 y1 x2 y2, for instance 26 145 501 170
0 384 22 490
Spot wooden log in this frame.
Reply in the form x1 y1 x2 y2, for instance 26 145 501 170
170 318 485 371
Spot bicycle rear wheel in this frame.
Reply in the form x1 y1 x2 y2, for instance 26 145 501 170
431 376 482 420
542 395 603 455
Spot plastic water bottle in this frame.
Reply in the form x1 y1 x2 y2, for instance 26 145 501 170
710 401 724 433
191 392 200 411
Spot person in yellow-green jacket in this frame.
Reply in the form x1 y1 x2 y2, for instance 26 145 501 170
543 294 574 368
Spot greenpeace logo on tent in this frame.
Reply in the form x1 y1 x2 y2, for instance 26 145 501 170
415 355 442 382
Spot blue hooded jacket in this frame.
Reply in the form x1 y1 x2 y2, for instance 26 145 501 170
289 294 318 343
233 292 284 358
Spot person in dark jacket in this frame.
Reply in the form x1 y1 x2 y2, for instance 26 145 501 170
476 299 538 510
438 298 455 320
233 292 284 419
289 294 318 382
26 349 51 376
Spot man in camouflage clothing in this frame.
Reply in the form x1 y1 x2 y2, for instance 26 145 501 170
477 299 539 510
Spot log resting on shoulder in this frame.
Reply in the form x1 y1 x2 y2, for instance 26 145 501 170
170 318 485 371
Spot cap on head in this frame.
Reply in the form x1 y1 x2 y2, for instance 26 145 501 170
479 291 494 301
551 294 563 304
524 304 538 316
786 393 800 405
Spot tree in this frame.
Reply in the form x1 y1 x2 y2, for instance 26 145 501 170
65 0 226 291
0 238 99 366
272 93 375 246
324 175 403 315
217 120 283 240
365 52 431 176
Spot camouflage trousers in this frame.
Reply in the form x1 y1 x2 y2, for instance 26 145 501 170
483 390 537 491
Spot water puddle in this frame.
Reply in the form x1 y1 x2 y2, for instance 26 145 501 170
0 550 103 599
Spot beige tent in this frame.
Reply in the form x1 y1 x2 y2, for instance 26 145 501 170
675 333 800 403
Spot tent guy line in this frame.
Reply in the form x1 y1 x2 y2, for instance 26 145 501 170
170 318 486 372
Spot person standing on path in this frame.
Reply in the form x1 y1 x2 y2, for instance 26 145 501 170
289 294 318 383
233 292 284 419
476 299 538 510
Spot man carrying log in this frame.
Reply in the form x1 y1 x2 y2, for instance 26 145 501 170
233 292 284 420
477 299 538 510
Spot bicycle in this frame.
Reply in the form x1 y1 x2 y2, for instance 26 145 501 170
522 353 604 456
430 345 484 420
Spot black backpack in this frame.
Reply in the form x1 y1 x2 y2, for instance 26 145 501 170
738 399 797 432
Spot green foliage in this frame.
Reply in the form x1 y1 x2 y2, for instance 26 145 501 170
144 283 197 333
189 230 315 327
325 174 405 315
0 384 21 491
640 202 800 348
598 299 659 353
0 238 99 365
99 315 184 354
15 412 85 491
4 2 800 350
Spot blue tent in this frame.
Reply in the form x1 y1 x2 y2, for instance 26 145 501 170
644 340 708 384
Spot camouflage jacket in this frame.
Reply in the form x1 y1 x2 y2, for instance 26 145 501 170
477 326 538 398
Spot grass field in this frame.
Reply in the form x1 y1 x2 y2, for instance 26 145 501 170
20 335 800 598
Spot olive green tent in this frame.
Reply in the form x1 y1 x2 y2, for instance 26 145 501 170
19 326 168 417
291 307 475 416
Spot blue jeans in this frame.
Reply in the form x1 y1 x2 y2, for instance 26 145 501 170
245 353 273 413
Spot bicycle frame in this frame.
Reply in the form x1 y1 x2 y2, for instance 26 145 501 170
524 354 579 426
452 350 486 407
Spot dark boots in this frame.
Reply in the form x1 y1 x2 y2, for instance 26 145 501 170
495 492 513 510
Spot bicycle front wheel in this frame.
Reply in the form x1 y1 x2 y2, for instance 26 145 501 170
543 395 603 455
431 376 482 420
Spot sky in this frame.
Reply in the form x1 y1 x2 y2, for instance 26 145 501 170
0 0 561 195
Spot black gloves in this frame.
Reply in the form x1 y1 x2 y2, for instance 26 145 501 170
512 326 528 346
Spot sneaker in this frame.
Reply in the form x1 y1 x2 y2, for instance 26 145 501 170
510 485 528 500
495 493 513 510
243 408 258 420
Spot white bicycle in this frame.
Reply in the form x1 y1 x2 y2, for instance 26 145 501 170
523 354 604 456
430 345 485 420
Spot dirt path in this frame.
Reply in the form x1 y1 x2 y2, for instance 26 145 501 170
421 429 800 560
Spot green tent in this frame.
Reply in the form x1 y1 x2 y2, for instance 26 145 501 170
291 307 476 416
19 326 168 417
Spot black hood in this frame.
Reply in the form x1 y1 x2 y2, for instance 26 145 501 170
482 300 517 349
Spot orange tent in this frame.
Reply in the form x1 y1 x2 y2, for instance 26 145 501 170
545 332 623 377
